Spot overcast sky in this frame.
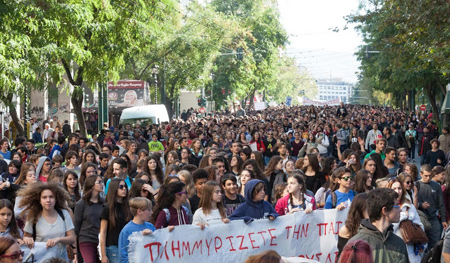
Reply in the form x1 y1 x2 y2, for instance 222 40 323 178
278 0 363 83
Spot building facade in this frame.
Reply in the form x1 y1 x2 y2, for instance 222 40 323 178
316 80 354 104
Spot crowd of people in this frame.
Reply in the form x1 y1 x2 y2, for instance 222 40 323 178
0 102 450 263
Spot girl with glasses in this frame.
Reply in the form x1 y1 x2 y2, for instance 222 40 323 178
74 175 105 263
192 181 229 227
152 181 189 230
100 178 131 263
397 172 419 209
0 236 23 263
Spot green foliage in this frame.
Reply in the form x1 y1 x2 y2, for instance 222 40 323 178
348 0 449 115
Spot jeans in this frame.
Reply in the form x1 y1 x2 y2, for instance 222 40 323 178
409 142 416 159
106 246 119 263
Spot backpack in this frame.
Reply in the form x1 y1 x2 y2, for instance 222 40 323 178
421 228 450 263
32 208 65 241
330 190 355 208
162 206 190 226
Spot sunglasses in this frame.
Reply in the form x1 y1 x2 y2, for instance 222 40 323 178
177 190 187 195
142 189 149 193
118 185 127 190
95 180 103 185
341 176 354 181
405 181 412 185
1 251 24 259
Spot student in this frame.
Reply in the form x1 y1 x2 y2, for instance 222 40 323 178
416 164 447 248
192 181 230 226
0 199 23 243
238 169 255 196
63 170 81 212
74 175 104 263
275 175 316 215
118 197 156 263
325 167 356 210
229 179 279 223
36 156 52 183
100 178 132 263
221 174 245 216
348 188 408 262
105 158 132 195
189 169 208 214
21 183 76 261
98 153 110 178
152 181 190 230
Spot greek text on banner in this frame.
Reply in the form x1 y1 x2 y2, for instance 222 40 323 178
128 208 348 263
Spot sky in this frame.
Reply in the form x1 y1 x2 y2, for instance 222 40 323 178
277 0 363 83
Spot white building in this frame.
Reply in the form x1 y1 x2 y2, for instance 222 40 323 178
316 80 353 104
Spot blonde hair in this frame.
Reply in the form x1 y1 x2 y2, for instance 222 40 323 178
129 197 152 216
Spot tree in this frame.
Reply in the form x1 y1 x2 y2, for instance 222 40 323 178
348 0 450 119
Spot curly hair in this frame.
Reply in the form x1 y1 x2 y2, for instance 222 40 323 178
18 183 70 224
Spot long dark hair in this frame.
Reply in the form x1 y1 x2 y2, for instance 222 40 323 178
82 175 104 205
354 169 371 193
288 175 306 206
129 179 153 200
79 161 97 187
264 156 282 177
63 170 81 203
105 178 131 229
242 159 265 180
0 199 20 239
151 181 185 224
344 192 368 237
144 156 164 185
305 153 321 173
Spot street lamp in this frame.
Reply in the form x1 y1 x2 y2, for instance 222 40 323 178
0 111 3 139
152 65 159 104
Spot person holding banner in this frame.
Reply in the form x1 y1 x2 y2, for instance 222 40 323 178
20 183 76 262
152 181 189 230
229 179 279 223
275 174 316 215
192 181 229 227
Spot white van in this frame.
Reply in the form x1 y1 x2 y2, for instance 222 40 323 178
119 105 170 127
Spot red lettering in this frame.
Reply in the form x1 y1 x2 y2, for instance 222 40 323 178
315 253 322 261
159 241 169 260
214 237 222 253
293 225 300 239
182 241 190 257
336 221 343 233
248 232 259 249
144 242 161 262
325 252 335 263
317 223 327 236
191 240 203 255
301 223 309 237
285 225 292 239
268 228 277 246
171 240 180 258
205 238 213 255
329 222 335 235
226 236 236 252
257 231 267 246
237 235 248 250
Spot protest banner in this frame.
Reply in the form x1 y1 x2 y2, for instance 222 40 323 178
20 242 62 263
128 208 348 263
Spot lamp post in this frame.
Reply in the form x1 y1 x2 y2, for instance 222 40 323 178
152 65 159 104
0 111 3 139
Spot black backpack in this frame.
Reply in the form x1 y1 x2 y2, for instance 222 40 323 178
421 233 446 263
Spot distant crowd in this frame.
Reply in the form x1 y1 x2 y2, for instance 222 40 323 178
0 102 449 263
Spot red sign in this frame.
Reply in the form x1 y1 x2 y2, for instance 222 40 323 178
199 107 206 113
420 105 426 111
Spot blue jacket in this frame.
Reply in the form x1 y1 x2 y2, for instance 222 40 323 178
229 179 279 222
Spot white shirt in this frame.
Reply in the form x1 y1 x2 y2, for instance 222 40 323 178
192 208 223 225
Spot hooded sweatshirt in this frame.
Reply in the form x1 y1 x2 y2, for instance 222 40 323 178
348 218 409 263
229 179 279 223
36 156 51 182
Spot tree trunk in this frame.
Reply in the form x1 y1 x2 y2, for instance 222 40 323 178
248 88 256 111
425 81 440 122
71 86 87 137
165 99 174 120
0 92 24 137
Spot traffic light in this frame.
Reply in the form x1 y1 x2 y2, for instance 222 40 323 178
198 97 206 107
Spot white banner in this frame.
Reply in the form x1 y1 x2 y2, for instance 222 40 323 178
21 242 62 263
128 208 348 263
